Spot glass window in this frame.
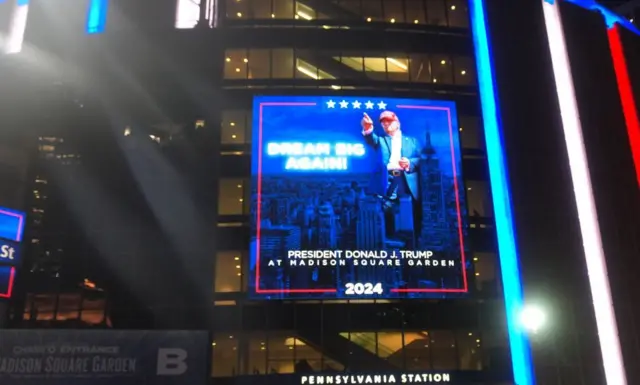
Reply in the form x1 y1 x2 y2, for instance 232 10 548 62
215 251 244 292
226 0 248 19
425 0 447 26
212 334 239 377
224 49 248 79
273 0 294 19
473 252 498 293
221 110 249 144
337 0 363 21
446 0 468 28
246 332 268 374
431 55 453 84
459 116 482 149
362 0 384 22
453 56 475 86
429 330 458 369
383 0 405 24
386 54 410 82
268 332 295 374
465 180 492 217
405 0 427 25
294 338 322 371
409 54 431 83
404 331 431 369
248 49 271 79
219 178 247 215
457 331 482 370
250 0 272 19
272 49 295 78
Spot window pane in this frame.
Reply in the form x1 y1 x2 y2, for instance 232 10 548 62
226 0 248 19
465 180 492 217
453 56 475 86
362 0 384 22
459 116 482 149
425 0 447 26
221 110 247 144
212 334 239 377
215 251 243 292
224 49 248 79
431 55 453 84
268 332 295 374
273 0 294 19
295 338 322 371
405 0 427 25
248 49 271 79
429 330 458 369
272 49 295 78
219 178 246 215
409 54 431 83
383 0 405 23
386 54 410 82
247 332 267 374
457 331 482 370
250 0 272 19
446 0 468 28
405 331 431 369
473 252 498 294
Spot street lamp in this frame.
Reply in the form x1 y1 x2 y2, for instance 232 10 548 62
519 304 547 334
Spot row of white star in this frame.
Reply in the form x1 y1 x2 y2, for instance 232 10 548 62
326 100 388 110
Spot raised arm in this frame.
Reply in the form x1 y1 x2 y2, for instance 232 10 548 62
361 112 380 148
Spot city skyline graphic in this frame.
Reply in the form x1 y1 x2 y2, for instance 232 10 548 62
250 96 469 299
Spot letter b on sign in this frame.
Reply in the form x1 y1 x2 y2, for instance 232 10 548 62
157 348 188 375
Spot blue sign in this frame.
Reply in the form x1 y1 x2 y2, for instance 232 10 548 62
250 96 469 299
0 207 24 242
0 266 15 298
0 330 209 385
0 239 21 266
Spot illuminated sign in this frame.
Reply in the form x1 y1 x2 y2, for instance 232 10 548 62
0 239 21 266
0 207 24 242
250 96 468 299
0 266 15 298
300 373 452 384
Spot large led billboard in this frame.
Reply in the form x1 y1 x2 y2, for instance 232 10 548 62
250 96 468 299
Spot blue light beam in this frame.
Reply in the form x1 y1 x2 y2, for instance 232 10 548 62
468 1 535 384
86 0 108 34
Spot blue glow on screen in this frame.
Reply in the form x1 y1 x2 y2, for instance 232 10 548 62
250 96 469 300
86 0 108 34
469 0 534 384
0 208 24 243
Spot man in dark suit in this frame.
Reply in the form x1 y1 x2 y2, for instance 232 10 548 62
361 111 422 238
361 111 421 200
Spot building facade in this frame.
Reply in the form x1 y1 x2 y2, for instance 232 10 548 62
1 0 640 384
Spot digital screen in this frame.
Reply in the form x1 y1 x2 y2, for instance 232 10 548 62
250 96 469 299
0 239 21 266
0 207 24 242
0 266 15 298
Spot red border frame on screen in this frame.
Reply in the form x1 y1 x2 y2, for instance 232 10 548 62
608 24 640 189
0 267 16 299
0 209 24 242
254 101 468 295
